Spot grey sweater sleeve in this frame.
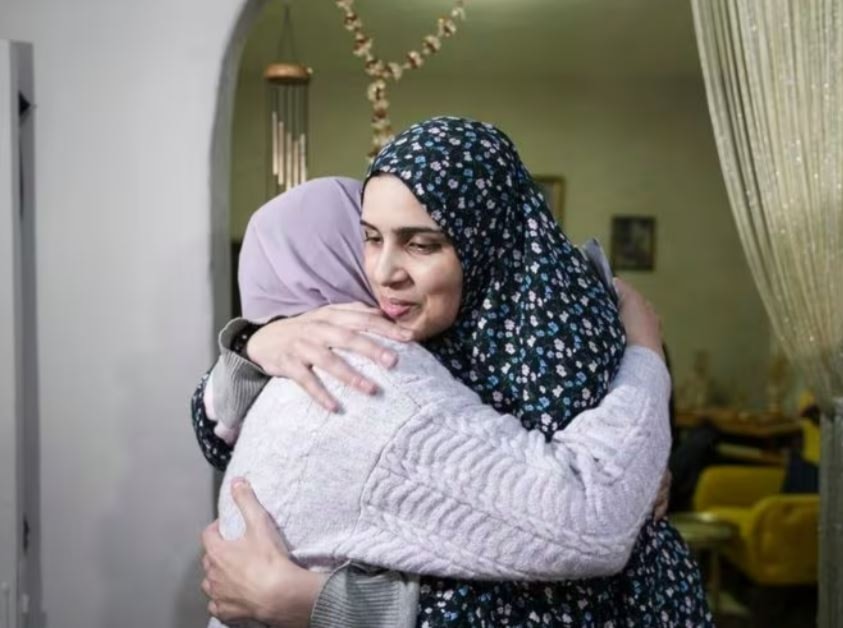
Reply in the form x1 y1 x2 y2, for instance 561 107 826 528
208 318 271 430
310 564 419 628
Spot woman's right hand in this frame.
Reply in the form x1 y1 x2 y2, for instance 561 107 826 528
202 478 326 627
614 279 665 361
245 302 414 411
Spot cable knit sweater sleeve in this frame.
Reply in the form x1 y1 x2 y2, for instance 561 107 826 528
337 344 669 580
216 340 671 583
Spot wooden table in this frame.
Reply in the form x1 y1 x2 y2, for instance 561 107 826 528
676 409 802 465
676 409 802 437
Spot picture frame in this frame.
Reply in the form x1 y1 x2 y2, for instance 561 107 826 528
533 175 566 227
610 215 656 271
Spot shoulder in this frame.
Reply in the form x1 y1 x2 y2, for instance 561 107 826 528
338 336 483 411
254 336 483 422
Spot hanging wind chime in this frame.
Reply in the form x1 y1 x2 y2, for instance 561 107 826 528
266 2 312 195
334 0 468 160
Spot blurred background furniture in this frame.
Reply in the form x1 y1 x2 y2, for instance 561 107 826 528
690 419 820 587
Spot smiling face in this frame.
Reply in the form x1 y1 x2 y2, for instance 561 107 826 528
361 175 463 341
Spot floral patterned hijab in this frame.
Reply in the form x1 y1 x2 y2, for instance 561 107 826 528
368 117 625 436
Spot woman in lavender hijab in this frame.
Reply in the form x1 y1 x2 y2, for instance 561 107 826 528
194 172 683 627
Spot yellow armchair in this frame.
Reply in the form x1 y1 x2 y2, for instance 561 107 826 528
692 465 818 586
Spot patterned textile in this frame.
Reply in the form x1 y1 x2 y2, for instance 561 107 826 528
368 117 712 627
368 117 624 435
191 371 231 472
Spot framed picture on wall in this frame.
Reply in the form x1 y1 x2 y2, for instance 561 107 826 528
610 215 656 271
534 176 566 227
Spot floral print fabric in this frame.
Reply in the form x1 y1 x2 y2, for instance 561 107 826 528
369 117 624 435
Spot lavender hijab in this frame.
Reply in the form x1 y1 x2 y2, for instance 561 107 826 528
238 177 375 320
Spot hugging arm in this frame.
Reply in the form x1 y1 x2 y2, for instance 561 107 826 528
191 304 409 470
320 343 671 580
204 343 670 625
201 285 670 624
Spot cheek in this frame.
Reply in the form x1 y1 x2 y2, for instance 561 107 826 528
421 259 463 319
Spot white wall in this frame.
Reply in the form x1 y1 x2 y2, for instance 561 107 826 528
0 1 254 625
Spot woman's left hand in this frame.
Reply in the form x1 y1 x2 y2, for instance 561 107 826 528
652 469 672 519
201 478 327 627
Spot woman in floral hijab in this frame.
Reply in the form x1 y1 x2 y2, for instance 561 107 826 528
367 116 711 627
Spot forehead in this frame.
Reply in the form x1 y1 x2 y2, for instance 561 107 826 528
362 175 438 229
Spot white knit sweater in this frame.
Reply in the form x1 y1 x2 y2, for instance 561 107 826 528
215 339 670 587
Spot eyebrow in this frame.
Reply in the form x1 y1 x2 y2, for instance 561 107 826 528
360 220 447 239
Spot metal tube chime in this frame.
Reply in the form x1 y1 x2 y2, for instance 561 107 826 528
266 62 311 195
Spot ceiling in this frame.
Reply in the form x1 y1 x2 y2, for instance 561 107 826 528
244 0 703 80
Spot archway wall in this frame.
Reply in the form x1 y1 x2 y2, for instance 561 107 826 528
0 1 258 625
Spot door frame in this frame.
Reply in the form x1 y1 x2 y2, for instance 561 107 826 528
0 39 36 628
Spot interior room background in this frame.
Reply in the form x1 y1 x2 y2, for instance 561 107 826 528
231 0 773 410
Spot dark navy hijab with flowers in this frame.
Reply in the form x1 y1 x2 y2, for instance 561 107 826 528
367 117 625 436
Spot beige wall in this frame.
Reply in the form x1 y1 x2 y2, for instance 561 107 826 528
231 69 773 408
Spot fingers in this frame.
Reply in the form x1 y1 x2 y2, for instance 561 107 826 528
286 326 394 402
312 324 399 369
336 329 399 369
294 336 380 393
314 306 413 342
327 302 381 313
230 478 270 533
207 599 240 623
201 520 221 552
286 361 340 412
350 314 414 342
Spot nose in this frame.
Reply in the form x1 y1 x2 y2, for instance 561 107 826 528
372 245 410 287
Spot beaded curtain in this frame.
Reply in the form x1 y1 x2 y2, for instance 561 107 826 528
692 3 843 623
692 0 843 408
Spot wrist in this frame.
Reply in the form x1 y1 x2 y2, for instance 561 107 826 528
629 341 665 361
232 321 263 359
243 316 287 365
260 567 327 628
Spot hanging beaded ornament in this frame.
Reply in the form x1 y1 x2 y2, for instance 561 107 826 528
334 0 468 159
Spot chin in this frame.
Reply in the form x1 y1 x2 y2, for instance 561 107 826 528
400 324 423 342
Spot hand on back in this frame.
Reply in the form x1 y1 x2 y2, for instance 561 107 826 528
245 302 413 411
202 479 326 626
614 279 665 361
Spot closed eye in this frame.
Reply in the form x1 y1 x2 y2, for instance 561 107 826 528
407 241 441 254
362 229 382 245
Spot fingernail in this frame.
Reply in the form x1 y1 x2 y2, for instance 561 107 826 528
381 351 398 368
232 477 246 490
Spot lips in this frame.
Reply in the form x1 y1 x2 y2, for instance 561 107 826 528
379 297 416 320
